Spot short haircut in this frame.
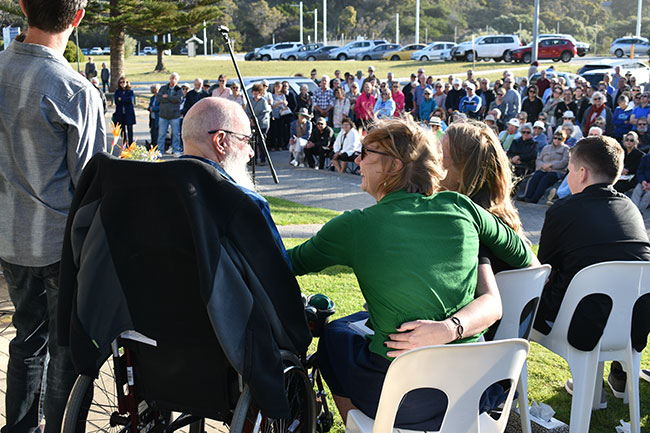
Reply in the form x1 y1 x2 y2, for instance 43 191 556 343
23 0 87 33
570 136 624 183
251 83 264 93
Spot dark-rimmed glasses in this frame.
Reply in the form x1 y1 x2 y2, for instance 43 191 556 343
208 129 253 145
553 135 564 140
361 146 392 160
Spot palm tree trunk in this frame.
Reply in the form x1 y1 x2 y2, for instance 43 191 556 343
109 0 125 92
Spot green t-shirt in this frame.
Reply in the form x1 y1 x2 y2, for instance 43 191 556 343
288 190 532 360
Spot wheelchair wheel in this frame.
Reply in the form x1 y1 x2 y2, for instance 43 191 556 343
230 361 316 433
62 359 131 433
61 351 172 433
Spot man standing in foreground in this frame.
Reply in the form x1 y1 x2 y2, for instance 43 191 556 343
181 97 289 263
533 136 650 405
157 72 183 155
0 0 106 431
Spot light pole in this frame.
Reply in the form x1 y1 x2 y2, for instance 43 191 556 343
203 20 208 56
323 0 327 45
396 13 399 45
636 0 643 37
308 8 317 43
414 0 420 44
291 2 304 44
532 0 540 63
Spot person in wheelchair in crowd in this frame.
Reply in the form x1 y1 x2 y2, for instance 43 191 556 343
57 96 314 432
287 118 538 430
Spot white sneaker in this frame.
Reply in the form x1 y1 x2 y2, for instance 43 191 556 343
290 159 299 166
641 369 650 383
173 151 182 157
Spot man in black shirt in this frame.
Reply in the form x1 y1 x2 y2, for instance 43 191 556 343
304 117 334 169
181 78 208 116
534 136 650 402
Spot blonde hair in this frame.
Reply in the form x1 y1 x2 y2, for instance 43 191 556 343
363 118 444 197
444 120 523 235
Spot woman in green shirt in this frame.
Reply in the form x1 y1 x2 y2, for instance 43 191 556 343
288 118 535 430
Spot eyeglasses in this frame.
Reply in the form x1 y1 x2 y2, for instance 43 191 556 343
361 146 392 160
208 129 253 145
521 130 532 135
625 138 636 142
553 135 564 140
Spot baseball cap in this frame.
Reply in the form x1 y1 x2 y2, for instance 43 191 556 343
563 110 575 118
485 114 496 122
507 118 520 128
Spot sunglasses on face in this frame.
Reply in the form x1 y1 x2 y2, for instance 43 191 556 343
625 138 635 142
361 146 392 160
521 130 532 134
553 135 564 140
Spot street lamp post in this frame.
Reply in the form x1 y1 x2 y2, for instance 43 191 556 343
291 2 304 44
396 13 399 45
636 0 643 37
323 0 327 45
532 0 540 63
414 0 420 44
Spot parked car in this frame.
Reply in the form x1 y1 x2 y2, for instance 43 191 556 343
180 47 188 55
382 44 426 61
354 43 401 60
538 33 590 57
102 47 110 55
610 36 650 58
411 41 456 61
299 45 339 61
280 43 323 60
142 46 155 55
81 48 89 55
450 34 521 62
328 40 388 60
256 42 303 61
510 37 576 63
528 71 579 87
578 59 650 85
89 47 103 55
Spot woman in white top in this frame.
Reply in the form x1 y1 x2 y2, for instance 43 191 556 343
331 118 361 173
332 87 351 133
212 74 232 99
229 81 247 112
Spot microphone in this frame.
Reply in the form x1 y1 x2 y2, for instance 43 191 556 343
217 25 229 35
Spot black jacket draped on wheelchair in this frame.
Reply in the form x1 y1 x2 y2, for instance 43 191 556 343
57 152 312 420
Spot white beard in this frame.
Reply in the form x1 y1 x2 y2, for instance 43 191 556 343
222 149 256 191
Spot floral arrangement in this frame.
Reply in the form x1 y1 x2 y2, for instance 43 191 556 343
109 121 161 162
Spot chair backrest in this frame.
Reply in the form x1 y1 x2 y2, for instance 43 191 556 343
372 339 529 433
492 265 552 341
550 261 650 353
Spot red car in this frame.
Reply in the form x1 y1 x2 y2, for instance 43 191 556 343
510 37 577 63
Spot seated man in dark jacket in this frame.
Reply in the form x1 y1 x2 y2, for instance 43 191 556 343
506 123 537 177
305 117 335 170
533 135 650 404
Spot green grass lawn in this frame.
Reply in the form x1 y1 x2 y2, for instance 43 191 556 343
264 196 341 225
282 237 650 432
86 54 583 84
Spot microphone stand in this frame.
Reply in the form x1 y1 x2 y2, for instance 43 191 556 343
218 26 279 184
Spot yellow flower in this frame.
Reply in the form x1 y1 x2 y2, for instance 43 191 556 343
120 142 137 159
111 121 122 138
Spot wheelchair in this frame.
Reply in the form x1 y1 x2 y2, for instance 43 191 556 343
57 153 335 433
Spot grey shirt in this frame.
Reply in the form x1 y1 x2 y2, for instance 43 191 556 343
503 88 521 121
157 83 183 119
0 39 106 266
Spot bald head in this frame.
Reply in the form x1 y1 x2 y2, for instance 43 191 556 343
182 97 251 160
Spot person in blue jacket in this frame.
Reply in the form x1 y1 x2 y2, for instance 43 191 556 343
612 94 633 142
113 76 136 145
459 82 482 119
418 87 437 122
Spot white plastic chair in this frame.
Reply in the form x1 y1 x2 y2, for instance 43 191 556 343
492 265 552 433
530 261 650 433
345 339 530 433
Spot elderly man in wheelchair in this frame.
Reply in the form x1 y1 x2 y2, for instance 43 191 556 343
57 97 331 433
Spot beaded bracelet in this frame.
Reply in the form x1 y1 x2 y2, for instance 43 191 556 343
450 316 464 341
